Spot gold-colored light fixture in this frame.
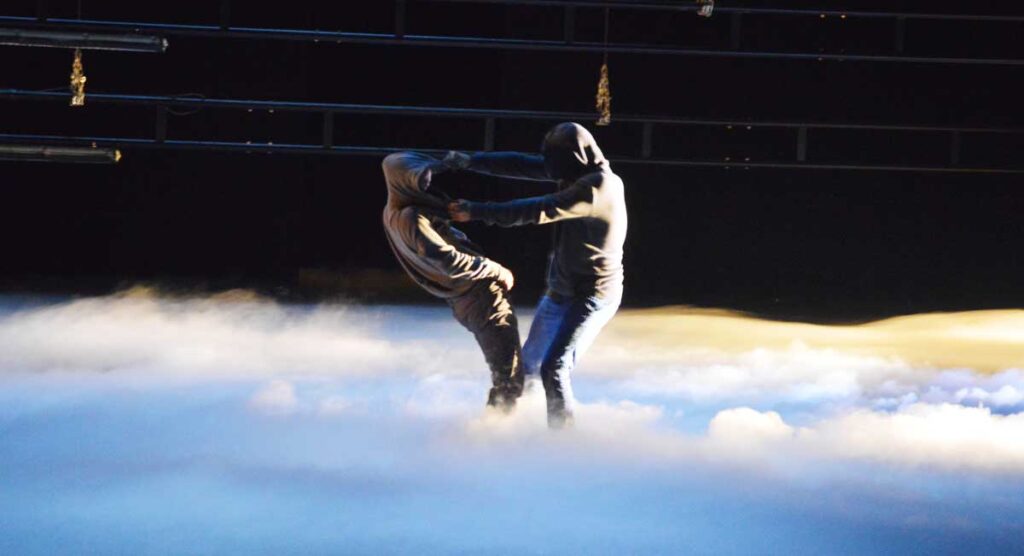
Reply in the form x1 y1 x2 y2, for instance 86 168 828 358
596 63 611 127
69 48 86 106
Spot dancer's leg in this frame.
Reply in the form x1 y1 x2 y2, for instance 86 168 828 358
539 293 621 428
448 281 524 411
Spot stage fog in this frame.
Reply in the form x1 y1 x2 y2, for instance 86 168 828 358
1 290 1022 555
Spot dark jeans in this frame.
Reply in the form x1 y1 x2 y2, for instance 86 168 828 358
447 280 524 410
523 291 622 428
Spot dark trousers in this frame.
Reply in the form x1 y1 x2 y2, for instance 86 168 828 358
447 280 524 409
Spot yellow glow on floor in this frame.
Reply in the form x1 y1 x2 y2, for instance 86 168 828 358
604 308 1024 373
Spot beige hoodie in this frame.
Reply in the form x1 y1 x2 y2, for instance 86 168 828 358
381 152 508 299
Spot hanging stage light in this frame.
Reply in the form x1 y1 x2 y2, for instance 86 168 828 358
0 144 121 164
0 28 168 53
697 0 714 18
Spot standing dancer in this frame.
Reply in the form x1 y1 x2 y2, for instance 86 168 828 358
381 151 524 412
447 122 627 428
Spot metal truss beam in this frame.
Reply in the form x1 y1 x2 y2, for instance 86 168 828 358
0 132 1019 175
2 15 1023 67
0 28 168 52
2 89 1020 173
422 1 1024 23
0 143 121 163
5 90 1023 135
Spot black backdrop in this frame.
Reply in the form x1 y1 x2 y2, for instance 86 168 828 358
1 0 1022 320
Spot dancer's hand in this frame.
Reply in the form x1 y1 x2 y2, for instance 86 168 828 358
448 200 471 222
496 265 515 291
442 150 471 171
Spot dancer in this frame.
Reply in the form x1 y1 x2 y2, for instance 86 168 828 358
381 151 524 411
447 122 627 428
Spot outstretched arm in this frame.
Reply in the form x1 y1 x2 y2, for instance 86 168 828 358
445 151 550 182
413 214 515 290
450 182 593 227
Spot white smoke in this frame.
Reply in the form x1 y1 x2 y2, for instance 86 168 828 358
699 403 1024 473
1 290 1023 474
249 379 299 415
2 291 1024 553
0 288 480 378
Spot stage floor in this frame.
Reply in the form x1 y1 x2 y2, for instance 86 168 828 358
1 291 1022 554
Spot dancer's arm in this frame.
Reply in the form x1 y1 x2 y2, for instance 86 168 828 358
449 179 594 228
444 151 550 182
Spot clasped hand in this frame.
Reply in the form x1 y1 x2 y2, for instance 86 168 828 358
447 200 471 222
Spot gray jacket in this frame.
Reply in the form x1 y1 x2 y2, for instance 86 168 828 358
382 152 508 299
464 123 627 300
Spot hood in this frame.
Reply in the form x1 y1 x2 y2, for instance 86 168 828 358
382 152 450 212
541 122 609 182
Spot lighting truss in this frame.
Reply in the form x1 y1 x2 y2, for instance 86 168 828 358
0 143 121 164
0 28 167 52
3 89 1022 173
1 9 1022 66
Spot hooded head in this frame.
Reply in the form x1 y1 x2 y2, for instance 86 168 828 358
382 152 450 213
540 122 609 182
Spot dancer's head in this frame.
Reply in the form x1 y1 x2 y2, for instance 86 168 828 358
540 122 607 182
381 152 449 211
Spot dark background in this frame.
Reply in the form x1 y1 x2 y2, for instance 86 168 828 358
1 0 1022 320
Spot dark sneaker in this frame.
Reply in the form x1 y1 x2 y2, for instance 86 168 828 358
486 387 517 414
547 409 575 430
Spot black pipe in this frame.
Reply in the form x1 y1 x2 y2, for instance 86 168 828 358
2 16 1022 66
4 89 1022 135
1 133 1019 174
